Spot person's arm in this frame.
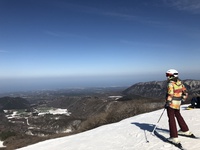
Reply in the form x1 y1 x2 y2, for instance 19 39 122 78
165 82 174 107
182 84 188 100
167 82 174 101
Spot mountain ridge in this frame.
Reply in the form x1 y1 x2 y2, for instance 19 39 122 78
122 79 200 99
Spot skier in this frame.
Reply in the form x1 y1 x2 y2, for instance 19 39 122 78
165 69 193 144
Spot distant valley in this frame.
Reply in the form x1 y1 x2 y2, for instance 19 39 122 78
0 79 199 149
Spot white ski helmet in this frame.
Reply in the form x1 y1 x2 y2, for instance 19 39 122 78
166 69 178 77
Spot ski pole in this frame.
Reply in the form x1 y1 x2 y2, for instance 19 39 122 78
144 130 149 143
151 108 166 134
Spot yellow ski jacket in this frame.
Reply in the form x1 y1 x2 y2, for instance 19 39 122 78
166 79 187 109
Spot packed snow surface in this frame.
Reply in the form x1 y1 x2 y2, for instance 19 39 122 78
18 105 200 150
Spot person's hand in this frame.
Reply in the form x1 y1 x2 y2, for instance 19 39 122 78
165 101 172 108
181 99 185 104
182 92 188 100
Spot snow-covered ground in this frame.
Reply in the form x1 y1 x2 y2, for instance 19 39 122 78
0 141 6 148
17 105 200 150
38 108 70 116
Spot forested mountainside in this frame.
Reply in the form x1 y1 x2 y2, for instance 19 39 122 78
123 79 200 99
0 97 30 110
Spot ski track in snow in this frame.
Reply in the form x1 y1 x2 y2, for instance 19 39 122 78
17 105 200 150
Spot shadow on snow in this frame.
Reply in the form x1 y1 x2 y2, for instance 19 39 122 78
131 122 170 142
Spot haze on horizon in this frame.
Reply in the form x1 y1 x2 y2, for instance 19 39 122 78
1 0 200 93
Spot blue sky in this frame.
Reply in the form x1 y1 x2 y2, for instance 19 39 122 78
0 0 200 93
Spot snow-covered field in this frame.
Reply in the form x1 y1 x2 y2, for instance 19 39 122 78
38 108 70 116
17 105 200 150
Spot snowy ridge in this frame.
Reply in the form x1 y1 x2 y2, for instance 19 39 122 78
17 105 200 150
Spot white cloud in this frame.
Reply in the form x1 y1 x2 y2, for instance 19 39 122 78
44 30 90 40
164 0 200 14
44 31 61 37
101 12 137 20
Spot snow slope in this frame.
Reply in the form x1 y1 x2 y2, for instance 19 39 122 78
17 105 200 150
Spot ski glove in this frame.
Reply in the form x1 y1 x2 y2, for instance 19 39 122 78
165 101 172 108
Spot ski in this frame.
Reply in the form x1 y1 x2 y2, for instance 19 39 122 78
167 140 185 150
178 133 200 139
156 128 200 139
154 130 186 150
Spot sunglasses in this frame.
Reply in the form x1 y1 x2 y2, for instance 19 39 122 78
166 73 178 77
